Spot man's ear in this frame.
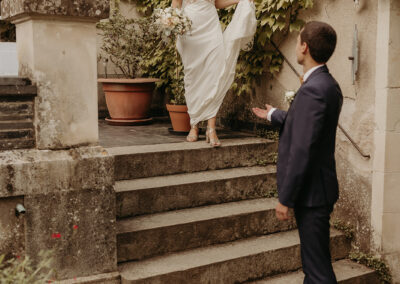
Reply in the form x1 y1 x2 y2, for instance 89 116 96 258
301 41 308 55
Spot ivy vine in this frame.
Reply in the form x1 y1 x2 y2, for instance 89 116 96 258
133 0 313 102
0 21 16 42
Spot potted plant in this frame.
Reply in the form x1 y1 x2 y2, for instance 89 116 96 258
150 8 192 133
97 0 160 125
165 49 191 133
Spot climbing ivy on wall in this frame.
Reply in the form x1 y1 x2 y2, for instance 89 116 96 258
0 21 16 42
134 0 313 99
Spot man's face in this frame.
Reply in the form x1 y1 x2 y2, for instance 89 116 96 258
296 33 306 64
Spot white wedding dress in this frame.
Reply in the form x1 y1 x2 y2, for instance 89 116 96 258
176 0 257 126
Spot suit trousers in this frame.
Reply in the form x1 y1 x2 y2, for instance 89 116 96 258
294 205 337 284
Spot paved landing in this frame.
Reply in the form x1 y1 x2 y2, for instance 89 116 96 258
98 118 255 148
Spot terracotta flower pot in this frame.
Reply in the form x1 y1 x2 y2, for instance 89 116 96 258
98 78 159 125
166 104 191 132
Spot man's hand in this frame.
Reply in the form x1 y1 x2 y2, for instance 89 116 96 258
252 104 274 120
276 202 290 221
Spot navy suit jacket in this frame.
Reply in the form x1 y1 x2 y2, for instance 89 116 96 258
271 65 343 208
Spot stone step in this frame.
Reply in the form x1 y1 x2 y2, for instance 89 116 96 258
0 85 37 98
0 101 34 118
117 198 296 262
116 165 277 218
0 138 35 150
118 229 350 284
0 128 34 140
252 259 379 284
108 138 277 180
0 77 31 86
0 119 34 130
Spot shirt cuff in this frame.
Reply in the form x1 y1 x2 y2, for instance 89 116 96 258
267 108 277 122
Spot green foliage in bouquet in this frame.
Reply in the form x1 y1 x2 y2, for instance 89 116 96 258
134 0 313 98
96 0 159 78
0 21 16 42
0 250 55 283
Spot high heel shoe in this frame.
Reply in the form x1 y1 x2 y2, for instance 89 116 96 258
186 125 199 142
206 127 221 147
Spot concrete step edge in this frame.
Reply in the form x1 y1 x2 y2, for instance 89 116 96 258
118 229 349 282
117 197 280 234
108 137 274 156
115 165 276 193
250 259 379 284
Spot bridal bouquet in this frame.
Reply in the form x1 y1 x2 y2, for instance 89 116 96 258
153 7 192 42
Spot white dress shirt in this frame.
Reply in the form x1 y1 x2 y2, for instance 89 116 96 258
266 64 325 121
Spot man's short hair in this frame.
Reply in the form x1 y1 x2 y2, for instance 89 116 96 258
300 21 337 63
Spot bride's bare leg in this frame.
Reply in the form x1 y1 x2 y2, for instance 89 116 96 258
206 117 221 147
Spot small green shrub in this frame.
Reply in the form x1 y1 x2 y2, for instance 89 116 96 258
349 251 392 284
0 250 55 284
331 219 355 239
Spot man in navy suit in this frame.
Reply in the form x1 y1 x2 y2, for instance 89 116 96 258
252 21 342 283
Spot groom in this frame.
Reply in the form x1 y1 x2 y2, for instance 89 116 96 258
253 21 342 283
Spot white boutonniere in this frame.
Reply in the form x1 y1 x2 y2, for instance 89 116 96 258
284 90 297 105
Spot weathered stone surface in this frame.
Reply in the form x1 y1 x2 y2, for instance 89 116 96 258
0 137 35 150
0 119 33 130
117 198 296 262
1 0 110 22
0 146 114 198
0 196 25 261
109 138 278 180
0 129 33 139
24 186 117 280
0 77 30 86
253 259 379 284
0 101 33 117
0 85 37 97
16 20 100 149
118 229 350 284
116 166 277 218
56 271 121 284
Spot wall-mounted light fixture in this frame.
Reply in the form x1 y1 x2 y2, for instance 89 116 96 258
354 0 360 7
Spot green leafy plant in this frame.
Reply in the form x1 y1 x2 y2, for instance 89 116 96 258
0 250 55 283
256 128 279 141
0 21 16 42
349 251 392 284
96 0 159 78
332 219 355 239
134 0 313 99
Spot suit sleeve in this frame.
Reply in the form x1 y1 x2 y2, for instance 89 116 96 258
270 109 287 127
278 87 327 208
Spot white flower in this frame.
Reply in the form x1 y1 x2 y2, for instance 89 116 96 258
284 90 296 104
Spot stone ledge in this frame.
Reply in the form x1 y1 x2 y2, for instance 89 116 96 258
0 146 114 198
0 85 37 97
1 0 109 22
55 271 120 284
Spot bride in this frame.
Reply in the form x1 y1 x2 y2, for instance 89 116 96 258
172 0 257 147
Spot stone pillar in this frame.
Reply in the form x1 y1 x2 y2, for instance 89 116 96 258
371 0 400 281
1 0 109 149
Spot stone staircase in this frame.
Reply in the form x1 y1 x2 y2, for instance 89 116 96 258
107 137 379 284
0 77 36 150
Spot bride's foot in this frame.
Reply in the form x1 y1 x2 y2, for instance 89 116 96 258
206 127 221 147
186 125 199 142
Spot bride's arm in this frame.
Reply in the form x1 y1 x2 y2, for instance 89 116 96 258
172 0 182 8
215 0 240 9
